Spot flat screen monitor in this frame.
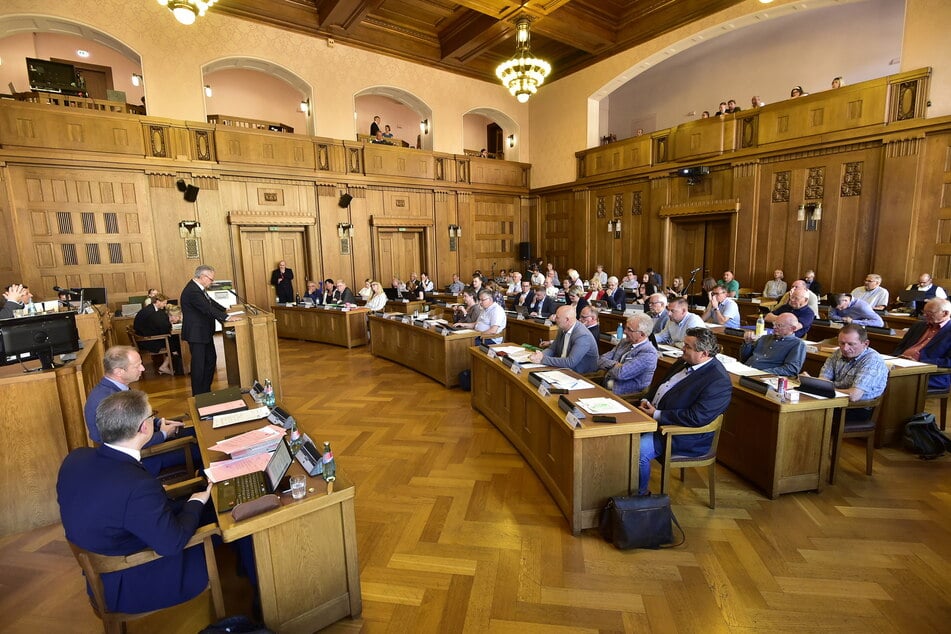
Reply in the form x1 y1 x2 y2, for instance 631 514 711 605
26 57 81 94
0 311 80 368
80 287 108 305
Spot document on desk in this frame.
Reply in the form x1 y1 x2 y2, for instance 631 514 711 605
576 397 630 415
205 452 272 483
534 370 593 390
719 358 765 377
211 424 285 458
658 344 683 358
886 358 929 368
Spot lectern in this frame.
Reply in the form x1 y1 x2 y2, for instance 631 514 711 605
221 306 282 398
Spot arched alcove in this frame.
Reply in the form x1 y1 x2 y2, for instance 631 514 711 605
202 58 313 135
463 107 520 161
354 86 432 150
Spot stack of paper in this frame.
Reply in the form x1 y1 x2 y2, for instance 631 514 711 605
576 397 629 415
210 424 285 460
534 370 592 390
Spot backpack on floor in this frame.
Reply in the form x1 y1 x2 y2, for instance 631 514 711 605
902 412 951 459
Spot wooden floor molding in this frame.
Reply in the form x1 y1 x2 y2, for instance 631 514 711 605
2 338 950 632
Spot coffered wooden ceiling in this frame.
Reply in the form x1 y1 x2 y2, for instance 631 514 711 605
215 0 746 83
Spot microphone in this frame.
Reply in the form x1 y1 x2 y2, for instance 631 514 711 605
227 288 262 315
690 266 702 274
53 285 82 294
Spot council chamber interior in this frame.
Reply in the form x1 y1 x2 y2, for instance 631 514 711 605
1 0 950 632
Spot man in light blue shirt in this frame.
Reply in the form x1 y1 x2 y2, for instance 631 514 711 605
702 285 740 329
828 293 884 327
819 324 889 421
654 298 704 347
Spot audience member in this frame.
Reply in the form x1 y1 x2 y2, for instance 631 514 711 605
469 290 506 345
604 276 626 311
647 293 669 335
448 274 465 295
566 286 589 319
303 280 321 304
530 266 545 286
751 95 764 108
391 276 407 292
371 130 388 144
370 115 381 136
452 288 482 324
419 272 435 293
763 269 787 299
655 298 704 347
332 279 356 304
764 289 814 337
527 285 555 318
803 270 822 295
905 273 947 300
831 76 843 89
646 267 663 288
546 262 560 286
579 306 601 340
894 298 951 390
594 264 608 286
636 328 732 495
598 313 658 395
358 279 373 301
366 281 387 311
714 102 728 116
790 86 805 98
717 270 740 297
543 275 559 298
828 293 884 327
506 271 523 296
132 293 178 375
565 268 584 289
739 313 806 376
269 260 294 303
528 305 598 373
778 279 820 316
726 99 741 114
0 283 31 318
818 325 888 417
621 269 639 291
702 285 740 328
700 111 711 119
383 124 394 139
585 278 604 302
667 276 686 298
851 273 889 310
514 280 533 313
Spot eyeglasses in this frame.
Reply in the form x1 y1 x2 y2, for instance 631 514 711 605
649 300 665 305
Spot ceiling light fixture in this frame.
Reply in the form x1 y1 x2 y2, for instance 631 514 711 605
157 0 219 26
496 17 551 103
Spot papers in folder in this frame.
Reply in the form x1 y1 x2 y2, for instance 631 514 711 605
658 344 683 358
209 424 285 459
534 370 593 390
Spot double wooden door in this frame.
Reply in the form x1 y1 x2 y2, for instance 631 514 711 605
669 216 732 290
238 227 306 308
375 228 425 286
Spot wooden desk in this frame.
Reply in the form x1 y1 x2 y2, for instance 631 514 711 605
503 316 558 347
0 337 103 536
222 311 282 399
369 315 479 387
190 401 361 633
715 328 936 447
385 299 427 314
655 355 847 498
808 322 904 355
470 349 656 534
273 305 368 348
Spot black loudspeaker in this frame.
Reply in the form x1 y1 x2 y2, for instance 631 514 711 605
184 184 200 202
518 241 532 260
175 179 187 193
338 193 353 208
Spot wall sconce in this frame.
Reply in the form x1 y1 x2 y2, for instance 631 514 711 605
448 224 461 252
131 73 143 87
797 202 822 231
507 134 516 148
420 119 429 135
204 85 213 97
178 220 202 238
337 223 354 238
607 219 621 239
299 99 310 115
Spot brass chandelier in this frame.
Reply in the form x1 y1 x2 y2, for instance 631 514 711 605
496 18 551 103
157 0 219 25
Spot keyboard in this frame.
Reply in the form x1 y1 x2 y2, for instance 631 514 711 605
212 405 271 428
216 471 267 510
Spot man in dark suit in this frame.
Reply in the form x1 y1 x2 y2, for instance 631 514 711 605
636 327 733 495
332 279 356 304
83 346 193 476
528 305 598 373
894 297 951 390
269 260 294 303
527 285 555 318
59 389 214 615
133 292 181 374
180 264 236 395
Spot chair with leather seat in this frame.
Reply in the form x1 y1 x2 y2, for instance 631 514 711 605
829 396 883 484
659 414 724 509
67 477 225 634
126 325 173 375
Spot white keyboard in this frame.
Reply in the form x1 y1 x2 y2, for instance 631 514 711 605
212 405 271 428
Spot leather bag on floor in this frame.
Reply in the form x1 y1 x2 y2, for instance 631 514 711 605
598 494 685 549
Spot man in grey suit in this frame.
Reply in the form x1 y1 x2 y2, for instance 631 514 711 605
528 305 598 373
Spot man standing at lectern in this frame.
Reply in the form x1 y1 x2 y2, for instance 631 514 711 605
181 264 239 395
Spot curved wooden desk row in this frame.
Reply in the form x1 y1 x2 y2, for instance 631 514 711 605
273 305 368 348
188 398 361 633
469 348 656 534
0 337 103 536
368 315 480 387
654 355 848 499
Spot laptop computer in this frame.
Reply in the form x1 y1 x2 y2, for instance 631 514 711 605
797 375 837 398
215 438 294 511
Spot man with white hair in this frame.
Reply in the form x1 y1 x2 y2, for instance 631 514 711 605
597 313 658 394
646 293 669 334
851 273 889 310
777 279 819 316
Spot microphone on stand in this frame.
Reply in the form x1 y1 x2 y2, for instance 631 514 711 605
690 266 702 274
227 288 264 315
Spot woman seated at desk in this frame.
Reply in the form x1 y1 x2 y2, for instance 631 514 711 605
365 281 388 311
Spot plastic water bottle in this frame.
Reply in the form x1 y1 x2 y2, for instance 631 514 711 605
616 323 624 342
288 420 302 456
295 293 301 305
755 315 765 338
321 442 336 482
264 378 276 408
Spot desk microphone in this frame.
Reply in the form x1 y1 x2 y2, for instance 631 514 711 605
690 266 702 274
53 285 82 295
227 288 262 315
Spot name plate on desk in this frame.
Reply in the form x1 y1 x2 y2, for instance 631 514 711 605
510 362 521 375
538 381 551 397
487 348 498 359
566 412 583 428
517 313 525 320
544 319 552 327
402 316 413 324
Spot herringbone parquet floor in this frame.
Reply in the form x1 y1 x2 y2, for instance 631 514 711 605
2 338 950 633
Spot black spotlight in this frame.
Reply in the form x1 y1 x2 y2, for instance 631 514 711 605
338 193 353 208
184 184 200 202
176 179 187 193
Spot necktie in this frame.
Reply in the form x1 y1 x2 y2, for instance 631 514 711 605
561 330 571 358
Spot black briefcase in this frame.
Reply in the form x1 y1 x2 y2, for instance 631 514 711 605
599 494 684 550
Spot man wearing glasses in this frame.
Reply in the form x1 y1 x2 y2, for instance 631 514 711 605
456 290 506 345
181 264 239 395
850 273 890 310
579 306 601 340
646 293 669 334
701 285 740 328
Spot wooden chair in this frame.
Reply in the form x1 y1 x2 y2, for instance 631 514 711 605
617 388 650 406
925 368 951 430
829 397 883 484
127 325 173 375
659 414 724 509
68 520 225 634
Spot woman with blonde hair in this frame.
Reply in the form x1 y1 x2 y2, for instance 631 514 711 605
366 281 387 311
585 278 604 302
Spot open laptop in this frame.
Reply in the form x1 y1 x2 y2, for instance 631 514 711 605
797 375 837 398
215 438 294 511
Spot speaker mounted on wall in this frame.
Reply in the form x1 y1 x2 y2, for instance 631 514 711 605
338 193 353 208
184 184 200 203
176 179 188 193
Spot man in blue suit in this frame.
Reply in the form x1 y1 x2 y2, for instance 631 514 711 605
636 327 733 495
528 305 599 373
894 298 951 390
59 389 214 615
84 346 193 476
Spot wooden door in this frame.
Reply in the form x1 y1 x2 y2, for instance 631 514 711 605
238 228 306 308
669 216 732 291
376 229 424 285
487 123 503 157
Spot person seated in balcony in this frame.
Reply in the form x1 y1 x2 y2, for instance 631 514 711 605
714 101 728 116
371 130 388 144
725 99 741 114
383 124 394 139
790 85 807 98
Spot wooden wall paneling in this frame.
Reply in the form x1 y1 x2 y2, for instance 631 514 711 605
649 178 672 279
349 187 373 289
0 166 20 283
731 162 759 287
918 132 951 285
568 189 589 272
318 185 356 285
0 102 145 156
537 191 571 268
470 194 519 276
456 192 473 277
214 128 317 171
433 190 459 287
875 136 927 292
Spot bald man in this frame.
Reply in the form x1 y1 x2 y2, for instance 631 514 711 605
529 305 598 373
739 313 806 376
